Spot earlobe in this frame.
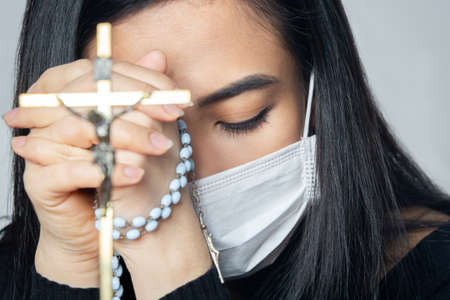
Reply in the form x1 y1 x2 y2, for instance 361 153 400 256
136 49 168 73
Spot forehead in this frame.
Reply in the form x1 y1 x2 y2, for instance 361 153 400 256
85 0 291 96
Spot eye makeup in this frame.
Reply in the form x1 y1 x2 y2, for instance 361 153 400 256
215 104 274 138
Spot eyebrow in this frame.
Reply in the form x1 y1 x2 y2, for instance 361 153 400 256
196 73 279 108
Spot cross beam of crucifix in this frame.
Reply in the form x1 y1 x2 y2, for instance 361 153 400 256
18 23 192 300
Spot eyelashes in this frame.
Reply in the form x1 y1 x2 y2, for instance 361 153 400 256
216 104 274 138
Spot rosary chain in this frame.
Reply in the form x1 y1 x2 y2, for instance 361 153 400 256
190 169 225 283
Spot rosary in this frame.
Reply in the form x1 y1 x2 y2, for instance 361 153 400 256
19 23 223 300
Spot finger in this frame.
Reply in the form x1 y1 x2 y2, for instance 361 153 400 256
64 71 185 121
4 63 184 129
11 136 93 166
112 109 153 129
62 71 155 93
112 61 186 120
28 115 97 148
30 115 173 155
2 95 179 130
29 59 93 93
136 50 168 74
112 61 175 90
25 160 145 195
135 50 193 110
3 103 182 130
3 106 85 129
4 71 177 129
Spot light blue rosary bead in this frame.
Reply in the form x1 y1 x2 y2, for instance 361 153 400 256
171 191 181 205
149 207 162 219
112 276 120 291
112 229 121 240
115 285 124 298
112 256 119 270
94 208 103 218
161 194 172 207
95 220 101 231
94 117 195 300
181 132 191 144
114 264 123 277
145 220 158 232
132 216 146 228
184 159 192 172
189 158 195 171
169 178 181 192
176 162 186 175
113 217 127 228
161 206 172 219
126 229 140 240
179 147 191 159
180 175 187 188
177 119 187 130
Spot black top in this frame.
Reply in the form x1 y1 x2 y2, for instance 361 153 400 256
1 220 450 299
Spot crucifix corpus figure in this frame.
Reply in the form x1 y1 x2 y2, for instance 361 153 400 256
18 23 192 300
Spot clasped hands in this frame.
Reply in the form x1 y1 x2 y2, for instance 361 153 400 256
3 50 211 300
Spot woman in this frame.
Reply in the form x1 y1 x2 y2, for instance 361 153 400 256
1 0 449 299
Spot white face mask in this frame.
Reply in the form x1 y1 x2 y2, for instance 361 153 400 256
188 71 319 279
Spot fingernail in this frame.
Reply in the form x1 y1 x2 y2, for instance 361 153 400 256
12 137 26 148
150 132 173 150
3 108 19 123
163 104 184 117
123 166 145 178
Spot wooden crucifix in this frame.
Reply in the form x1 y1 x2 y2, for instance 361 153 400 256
19 23 192 300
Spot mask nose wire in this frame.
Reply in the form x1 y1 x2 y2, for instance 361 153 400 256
302 70 315 139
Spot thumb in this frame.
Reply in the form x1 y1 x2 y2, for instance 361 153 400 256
136 49 168 73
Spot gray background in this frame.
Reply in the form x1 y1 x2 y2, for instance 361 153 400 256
1 1 449 228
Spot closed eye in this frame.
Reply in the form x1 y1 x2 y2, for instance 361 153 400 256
216 104 273 138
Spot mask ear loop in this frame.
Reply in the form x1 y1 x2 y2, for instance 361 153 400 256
302 70 315 139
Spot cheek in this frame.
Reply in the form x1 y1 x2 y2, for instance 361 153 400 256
187 96 303 179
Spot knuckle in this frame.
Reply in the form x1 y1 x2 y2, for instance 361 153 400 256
41 66 57 78
111 121 132 147
38 69 54 91
71 59 93 77
150 120 163 132
58 144 76 161
23 165 32 188
61 116 94 148
23 163 41 198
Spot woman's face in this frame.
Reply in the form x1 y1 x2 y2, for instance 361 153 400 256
85 0 305 179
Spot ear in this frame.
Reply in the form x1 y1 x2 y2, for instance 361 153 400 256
136 49 168 73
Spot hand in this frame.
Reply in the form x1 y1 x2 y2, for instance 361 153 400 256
5 51 211 296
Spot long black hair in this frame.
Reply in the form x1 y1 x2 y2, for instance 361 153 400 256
2 0 449 299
